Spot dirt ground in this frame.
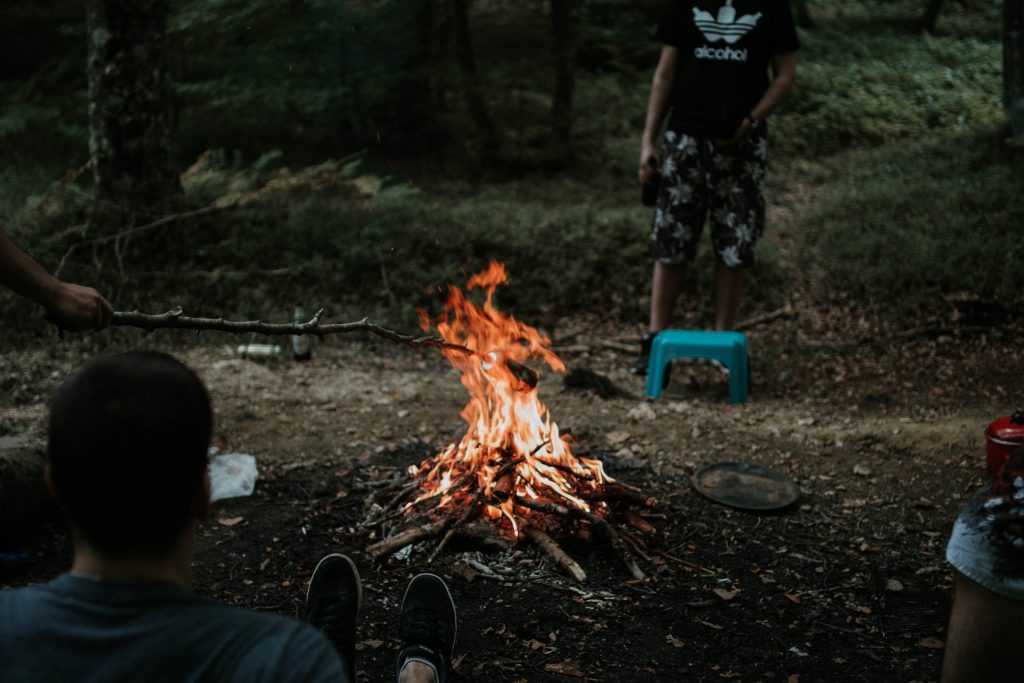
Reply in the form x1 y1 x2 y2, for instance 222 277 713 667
2 306 1022 682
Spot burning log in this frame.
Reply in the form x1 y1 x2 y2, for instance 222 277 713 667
523 526 587 582
364 263 656 581
515 495 646 580
579 483 657 508
505 359 539 389
368 520 448 558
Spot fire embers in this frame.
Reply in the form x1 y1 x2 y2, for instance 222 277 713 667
981 451 1024 552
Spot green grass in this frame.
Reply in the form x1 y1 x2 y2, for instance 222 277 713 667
793 130 1024 307
0 0 1017 341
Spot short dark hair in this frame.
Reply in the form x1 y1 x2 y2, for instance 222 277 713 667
48 351 212 557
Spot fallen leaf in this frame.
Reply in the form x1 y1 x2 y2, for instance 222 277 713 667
853 463 872 477
217 516 244 527
713 588 738 601
885 579 905 593
544 661 584 677
666 634 684 648
784 593 801 604
918 638 945 650
451 653 466 670
355 639 383 651
852 605 872 614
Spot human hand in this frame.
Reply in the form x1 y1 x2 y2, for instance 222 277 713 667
714 118 752 146
44 282 113 331
638 144 661 185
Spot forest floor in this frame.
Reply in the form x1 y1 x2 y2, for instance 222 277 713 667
3 301 1023 682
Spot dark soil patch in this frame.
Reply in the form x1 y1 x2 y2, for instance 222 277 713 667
3 305 1021 682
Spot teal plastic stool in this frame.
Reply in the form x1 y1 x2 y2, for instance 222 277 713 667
645 330 749 404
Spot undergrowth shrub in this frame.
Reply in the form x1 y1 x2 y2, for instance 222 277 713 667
773 30 1002 158
796 130 1024 308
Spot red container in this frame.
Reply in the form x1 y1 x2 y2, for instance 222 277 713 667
985 411 1024 474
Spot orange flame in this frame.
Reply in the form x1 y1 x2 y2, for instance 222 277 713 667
410 262 610 535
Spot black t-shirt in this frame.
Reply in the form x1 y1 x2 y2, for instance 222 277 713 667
654 0 800 137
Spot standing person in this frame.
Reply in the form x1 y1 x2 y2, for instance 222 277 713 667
0 228 112 331
0 352 459 683
632 0 799 376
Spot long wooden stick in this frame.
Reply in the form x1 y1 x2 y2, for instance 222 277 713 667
110 307 472 354
734 304 795 332
524 526 587 582
624 511 656 536
580 485 656 508
367 520 447 558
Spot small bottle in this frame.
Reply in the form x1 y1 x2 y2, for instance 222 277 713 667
641 157 660 207
292 304 312 361
237 343 282 360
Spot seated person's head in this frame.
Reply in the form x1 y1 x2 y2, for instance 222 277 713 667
48 351 212 559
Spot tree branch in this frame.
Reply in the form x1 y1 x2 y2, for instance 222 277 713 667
55 204 226 279
110 306 473 354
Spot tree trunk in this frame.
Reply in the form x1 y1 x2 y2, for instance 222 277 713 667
87 0 180 211
412 0 446 143
1007 0 1024 136
922 0 945 33
449 0 499 155
550 0 577 160
791 0 815 29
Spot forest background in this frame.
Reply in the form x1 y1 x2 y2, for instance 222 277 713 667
0 0 1022 342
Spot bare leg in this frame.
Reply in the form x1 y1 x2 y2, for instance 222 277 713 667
399 661 437 683
713 262 746 331
942 571 1024 682
649 261 687 332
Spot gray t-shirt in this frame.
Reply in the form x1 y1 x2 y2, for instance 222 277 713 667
0 573 348 683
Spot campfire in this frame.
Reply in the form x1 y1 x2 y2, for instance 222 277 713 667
367 263 654 581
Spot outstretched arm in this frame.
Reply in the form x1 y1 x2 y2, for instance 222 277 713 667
639 45 679 185
0 229 112 331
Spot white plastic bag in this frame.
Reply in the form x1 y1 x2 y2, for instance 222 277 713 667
208 452 258 502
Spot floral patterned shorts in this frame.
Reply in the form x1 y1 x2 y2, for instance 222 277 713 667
651 127 768 268
946 451 1024 600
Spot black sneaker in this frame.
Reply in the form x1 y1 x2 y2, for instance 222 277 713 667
396 573 457 683
305 554 362 682
629 332 658 376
